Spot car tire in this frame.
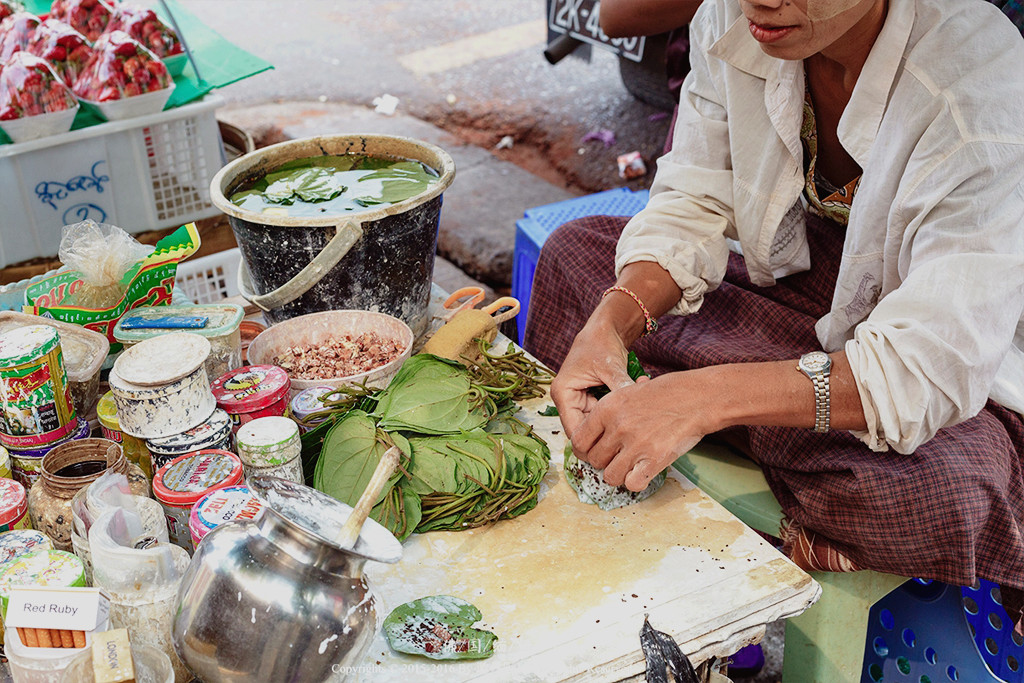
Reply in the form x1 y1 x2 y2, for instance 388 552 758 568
617 33 677 112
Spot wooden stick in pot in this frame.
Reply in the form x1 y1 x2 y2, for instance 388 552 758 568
334 446 402 550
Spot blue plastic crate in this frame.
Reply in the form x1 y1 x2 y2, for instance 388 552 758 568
511 188 649 346
861 579 1018 682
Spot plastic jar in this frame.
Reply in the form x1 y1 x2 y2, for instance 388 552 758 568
152 449 243 554
188 485 265 548
27 439 149 552
96 390 153 479
5 625 87 683
114 303 245 382
145 408 232 472
108 333 215 440
0 549 86 618
289 384 335 433
235 416 304 485
211 365 290 435
0 325 77 451
0 478 30 533
7 418 91 490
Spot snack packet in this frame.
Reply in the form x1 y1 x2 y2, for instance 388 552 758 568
72 29 171 101
105 5 182 59
56 221 155 309
0 0 23 23
0 11 41 62
49 0 113 42
0 51 77 121
26 19 92 88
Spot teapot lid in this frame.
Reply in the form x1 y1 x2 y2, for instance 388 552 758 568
248 476 402 565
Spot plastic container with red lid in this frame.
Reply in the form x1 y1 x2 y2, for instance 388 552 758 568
211 365 290 435
0 478 29 533
152 449 243 554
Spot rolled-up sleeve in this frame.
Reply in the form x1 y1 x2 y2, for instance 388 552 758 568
847 141 1024 453
614 9 735 316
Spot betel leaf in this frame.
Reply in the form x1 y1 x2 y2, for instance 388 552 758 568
373 354 489 434
383 595 496 660
261 167 348 204
590 350 650 401
564 443 666 511
314 410 410 509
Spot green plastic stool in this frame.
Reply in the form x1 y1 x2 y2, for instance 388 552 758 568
674 442 908 683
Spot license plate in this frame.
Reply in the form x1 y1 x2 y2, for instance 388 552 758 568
548 0 645 63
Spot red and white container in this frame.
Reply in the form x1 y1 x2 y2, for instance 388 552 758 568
211 365 290 434
188 485 265 548
152 449 243 554
0 478 29 533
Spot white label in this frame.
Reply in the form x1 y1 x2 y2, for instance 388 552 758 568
5 586 110 631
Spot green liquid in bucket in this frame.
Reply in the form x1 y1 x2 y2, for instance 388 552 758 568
229 154 439 218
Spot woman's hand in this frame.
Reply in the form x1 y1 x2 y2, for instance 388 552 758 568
570 372 712 491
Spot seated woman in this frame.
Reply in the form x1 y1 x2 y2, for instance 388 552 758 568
525 0 1024 625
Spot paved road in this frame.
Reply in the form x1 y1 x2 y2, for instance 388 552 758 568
179 0 674 193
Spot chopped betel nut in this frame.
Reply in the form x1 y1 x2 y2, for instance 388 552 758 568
272 332 405 380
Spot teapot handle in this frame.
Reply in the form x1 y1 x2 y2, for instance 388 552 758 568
335 445 402 550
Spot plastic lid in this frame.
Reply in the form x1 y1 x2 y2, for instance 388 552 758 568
152 449 243 506
96 391 120 431
0 549 86 598
114 303 245 343
112 332 211 386
0 479 27 526
145 409 232 455
211 365 290 413
290 385 335 420
0 530 51 567
0 325 59 365
189 485 265 541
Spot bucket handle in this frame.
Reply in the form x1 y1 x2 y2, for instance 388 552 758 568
237 220 364 312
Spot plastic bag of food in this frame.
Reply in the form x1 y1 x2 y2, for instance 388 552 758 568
0 11 41 62
105 5 182 59
49 0 113 41
56 221 155 309
0 51 77 121
73 29 171 101
26 19 92 87
0 0 24 23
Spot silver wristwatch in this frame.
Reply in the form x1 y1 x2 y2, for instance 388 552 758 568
798 351 832 433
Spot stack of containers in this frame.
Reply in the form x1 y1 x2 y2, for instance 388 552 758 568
0 325 93 489
96 391 153 479
151 449 243 554
211 364 291 437
0 529 53 649
235 416 303 485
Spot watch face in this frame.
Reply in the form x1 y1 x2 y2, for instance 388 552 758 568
800 351 831 372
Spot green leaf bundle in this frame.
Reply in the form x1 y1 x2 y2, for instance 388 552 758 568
383 595 496 660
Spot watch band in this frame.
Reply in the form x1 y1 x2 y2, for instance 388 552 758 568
810 372 830 433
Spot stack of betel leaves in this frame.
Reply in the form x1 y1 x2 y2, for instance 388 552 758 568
305 345 553 541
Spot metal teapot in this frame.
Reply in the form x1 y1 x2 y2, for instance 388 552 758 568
172 456 402 683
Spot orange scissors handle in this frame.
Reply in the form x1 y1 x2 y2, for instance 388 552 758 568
442 287 487 319
481 296 521 324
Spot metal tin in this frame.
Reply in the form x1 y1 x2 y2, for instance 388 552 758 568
289 385 334 432
0 530 51 566
146 409 232 471
152 449 243 554
109 333 215 440
211 365 290 433
0 445 10 479
114 303 245 381
0 549 86 616
235 416 303 485
0 478 29 533
96 391 153 479
188 485 264 547
0 325 77 449
7 417 90 489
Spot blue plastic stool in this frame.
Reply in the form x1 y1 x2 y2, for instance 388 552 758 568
963 579 1024 680
862 579 1020 682
511 187 649 345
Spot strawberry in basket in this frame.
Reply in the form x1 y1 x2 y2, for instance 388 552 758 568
0 51 77 120
106 5 182 59
0 0 24 24
0 11 41 62
26 19 92 87
72 30 171 101
50 0 113 42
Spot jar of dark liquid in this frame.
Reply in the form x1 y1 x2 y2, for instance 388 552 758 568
27 438 150 551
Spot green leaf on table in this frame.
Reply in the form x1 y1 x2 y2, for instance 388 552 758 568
383 595 496 660
314 410 408 509
373 354 489 434
538 405 559 417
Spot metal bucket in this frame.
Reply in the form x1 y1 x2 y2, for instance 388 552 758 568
209 135 456 336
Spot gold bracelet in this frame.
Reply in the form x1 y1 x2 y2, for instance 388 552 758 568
601 286 658 336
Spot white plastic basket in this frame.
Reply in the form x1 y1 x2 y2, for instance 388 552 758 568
175 247 241 304
0 95 226 269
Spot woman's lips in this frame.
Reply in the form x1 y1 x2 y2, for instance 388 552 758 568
748 20 797 43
